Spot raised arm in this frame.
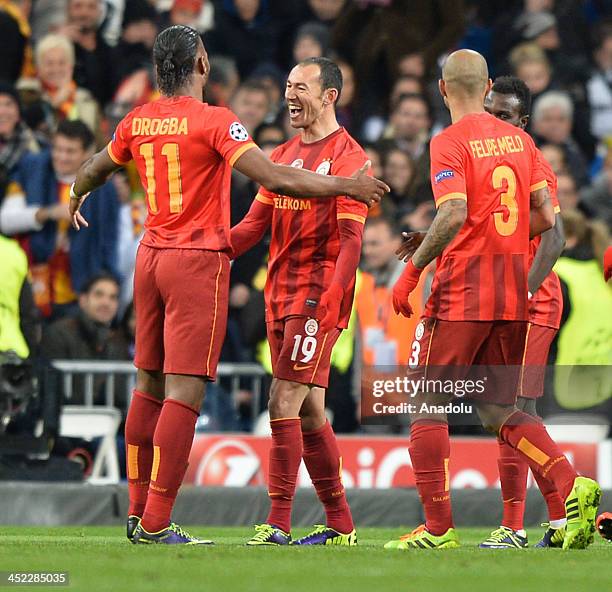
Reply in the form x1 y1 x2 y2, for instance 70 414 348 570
528 212 565 295
230 194 274 259
232 147 389 206
70 147 122 229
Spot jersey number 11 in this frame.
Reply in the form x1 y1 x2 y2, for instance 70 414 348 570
139 142 183 214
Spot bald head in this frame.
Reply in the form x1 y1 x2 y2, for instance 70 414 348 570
442 50 489 98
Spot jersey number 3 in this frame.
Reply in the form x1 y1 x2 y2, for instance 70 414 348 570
139 143 183 214
492 165 518 236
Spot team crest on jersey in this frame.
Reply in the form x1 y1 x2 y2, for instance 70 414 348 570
229 122 249 142
291 158 304 168
305 318 318 336
316 159 332 175
415 321 425 341
434 169 454 184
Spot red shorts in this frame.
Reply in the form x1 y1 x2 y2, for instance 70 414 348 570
410 317 528 404
267 316 341 388
518 322 557 399
133 244 229 379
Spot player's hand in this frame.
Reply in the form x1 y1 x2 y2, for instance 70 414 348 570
350 161 390 207
69 182 90 230
396 231 427 262
392 260 423 318
604 246 612 282
319 283 344 333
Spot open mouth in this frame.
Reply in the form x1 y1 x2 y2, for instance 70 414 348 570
288 105 303 119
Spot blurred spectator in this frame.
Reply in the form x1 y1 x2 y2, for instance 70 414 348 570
0 234 39 360
580 149 612 230
249 63 285 121
299 0 346 25
0 81 40 197
111 0 158 95
510 43 552 96
555 173 579 213
587 23 612 143
531 91 589 185
30 0 65 43
57 0 114 106
381 93 431 160
254 121 285 154
159 0 215 34
551 210 611 412
381 147 414 213
292 21 328 63
40 272 129 405
333 0 465 120
540 142 567 176
0 0 33 82
357 216 424 369
1 120 119 318
114 300 135 360
207 56 240 107
207 0 278 79
335 59 356 134
35 33 101 138
379 93 433 205
230 80 271 134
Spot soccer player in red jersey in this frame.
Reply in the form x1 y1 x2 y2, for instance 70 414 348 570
385 50 600 551
230 58 368 546
69 26 388 545
479 76 567 549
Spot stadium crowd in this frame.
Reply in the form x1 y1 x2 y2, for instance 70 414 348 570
0 0 611 437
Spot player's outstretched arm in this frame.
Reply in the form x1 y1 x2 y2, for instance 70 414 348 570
230 195 273 259
528 213 565 295
232 147 389 206
529 186 555 239
70 149 122 230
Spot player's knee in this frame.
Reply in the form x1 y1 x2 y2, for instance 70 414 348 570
517 396 538 418
136 369 164 401
268 379 305 420
476 403 514 433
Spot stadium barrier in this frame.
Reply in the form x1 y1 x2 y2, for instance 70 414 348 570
50 360 267 422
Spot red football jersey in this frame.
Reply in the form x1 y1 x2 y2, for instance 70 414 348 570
108 96 257 251
426 112 547 321
528 152 562 329
257 127 368 327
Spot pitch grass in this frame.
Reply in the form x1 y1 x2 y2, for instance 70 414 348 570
0 527 610 592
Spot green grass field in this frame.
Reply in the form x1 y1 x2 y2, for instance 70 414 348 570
0 526 610 592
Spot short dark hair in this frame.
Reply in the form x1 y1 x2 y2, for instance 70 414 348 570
55 119 95 150
80 272 120 295
298 57 343 105
491 75 532 118
153 25 201 96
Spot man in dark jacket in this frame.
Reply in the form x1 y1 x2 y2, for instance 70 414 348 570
41 272 129 406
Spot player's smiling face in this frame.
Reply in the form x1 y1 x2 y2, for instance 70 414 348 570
285 64 328 129
484 91 528 129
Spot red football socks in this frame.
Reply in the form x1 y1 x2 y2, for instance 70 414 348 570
497 440 528 531
140 398 198 533
124 390 163 518
266 418 303 533
532 469 567 522
499 411 577 501
409 421 453 536
302 421 354 534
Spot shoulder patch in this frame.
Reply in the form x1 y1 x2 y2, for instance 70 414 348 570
434 170 454 184
229 122 249 142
